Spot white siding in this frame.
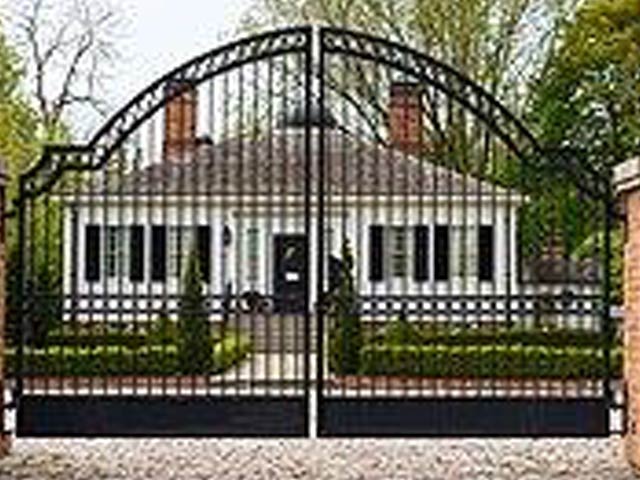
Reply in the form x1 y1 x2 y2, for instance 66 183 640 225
61 195 597 325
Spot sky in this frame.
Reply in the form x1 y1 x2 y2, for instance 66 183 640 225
115 0 253 104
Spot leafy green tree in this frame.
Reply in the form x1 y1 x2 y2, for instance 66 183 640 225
0 24 57 345
177 250 212 374
0 25 40 200
243 0 576 114
327 239 363 374
526 0 639 298
1 0 125 344
531 0 640 171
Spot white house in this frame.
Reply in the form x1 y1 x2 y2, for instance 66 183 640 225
61 82 598 326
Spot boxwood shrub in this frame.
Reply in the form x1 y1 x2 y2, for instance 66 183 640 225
44 330 148 349
378 321 613 348
359 344 623 379
6 333 252 377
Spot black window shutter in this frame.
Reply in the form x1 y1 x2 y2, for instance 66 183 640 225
434 225 449 281
197 226 211 283
129 226 145 282
151 226 167 282
413 226 429 281
369 225 384 281
85 225 101 282
478 225 494 282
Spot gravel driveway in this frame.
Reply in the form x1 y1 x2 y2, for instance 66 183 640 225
0 437 634 480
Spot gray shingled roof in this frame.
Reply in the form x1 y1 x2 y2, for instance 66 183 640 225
99 130 511 197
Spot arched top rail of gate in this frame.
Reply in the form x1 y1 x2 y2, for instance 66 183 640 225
16 25 609 203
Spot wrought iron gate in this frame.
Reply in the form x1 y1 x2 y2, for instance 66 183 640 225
12 26 618 437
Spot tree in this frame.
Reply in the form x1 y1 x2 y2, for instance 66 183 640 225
527 0 640 300
1 0 125 344
177 250 212 374
0 25 40 200
242 0 576 114
327 239 363 375
0 23 54 345
11 0 125 139
531 0 640 171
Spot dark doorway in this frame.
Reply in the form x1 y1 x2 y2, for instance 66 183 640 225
273 234 308 313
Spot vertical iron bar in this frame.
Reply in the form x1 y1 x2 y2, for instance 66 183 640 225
15 179 26 401
315 28 326 436
303 27 313 437
603 186 613 407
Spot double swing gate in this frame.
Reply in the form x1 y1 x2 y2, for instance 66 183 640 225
13 27 618 437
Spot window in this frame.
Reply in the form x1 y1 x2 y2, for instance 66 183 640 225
478 226 494 282
85 225 101 282
389 226 408 278
129 226 145 282
450 226 478 279
105 226 127 278
247 227 260 283
368 225 384 281
413 226 429 281
150 225 210 283
168 226 195 278
434 225 449 281
151 226 167 282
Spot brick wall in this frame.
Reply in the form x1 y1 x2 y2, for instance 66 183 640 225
615 158 640 472
624 190 640 469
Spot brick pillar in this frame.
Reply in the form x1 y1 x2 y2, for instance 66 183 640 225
615 158 640 471
0 158 9 455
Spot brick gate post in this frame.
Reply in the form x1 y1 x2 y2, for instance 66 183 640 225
0 158 9 455
614 158 640 471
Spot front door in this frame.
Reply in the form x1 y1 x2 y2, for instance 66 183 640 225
273 234 308 313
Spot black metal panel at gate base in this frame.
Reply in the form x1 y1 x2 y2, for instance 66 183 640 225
18 396 306 437
320 398 609 437
13 26 617 437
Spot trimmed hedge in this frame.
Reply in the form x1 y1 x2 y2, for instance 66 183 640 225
378 322 614 348
45 330 148 348
6 333 252 377
359 344 623 379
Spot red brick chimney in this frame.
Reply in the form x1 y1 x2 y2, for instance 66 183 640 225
163 80 198 162
389 82 424 155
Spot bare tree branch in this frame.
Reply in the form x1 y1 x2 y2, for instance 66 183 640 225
11 0 125 138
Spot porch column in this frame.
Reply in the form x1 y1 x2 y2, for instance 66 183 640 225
614 157 640 472
0 158 9 455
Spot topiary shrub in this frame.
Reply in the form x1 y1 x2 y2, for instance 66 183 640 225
177 250 212 374
327 239 363 374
